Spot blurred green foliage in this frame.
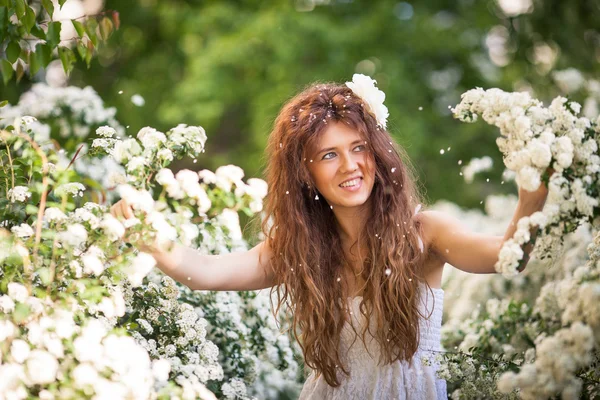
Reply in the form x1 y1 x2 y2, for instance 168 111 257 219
0 0 119 83
3 0 600 208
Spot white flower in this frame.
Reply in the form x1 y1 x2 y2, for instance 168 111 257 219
527 139 552 168
246 178 268 199
497 371 517 393
215 165 245 192
125 252 157 287
117 185 155 214
216 209 243 241
74 207 100 229
11 223 34 238
137 127 166 150
96 126 116 138
462 156 493 183
7 186 31 203
72 363 99 388
100 213 125 241
58 223 88 247
0 295 15 313
25 350 58 385
52 309 76 339
55 182 86 197
0 320 17 341
516 166 541 191
131 94 145 107
552 68 585 94
168 124 207 154
10 340 30 363
0 363 24 393
112 138 142 164
198 169 217 184
157 148 173 162
152 359 171 381
8 283 28 302
44 207 67 223
82 253 105 276
221 377 247 399
126 156 148 173
345 73 389 129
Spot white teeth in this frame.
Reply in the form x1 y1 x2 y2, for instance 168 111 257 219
340 178 361 188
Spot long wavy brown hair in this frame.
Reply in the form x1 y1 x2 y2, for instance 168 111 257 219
257 81 435 387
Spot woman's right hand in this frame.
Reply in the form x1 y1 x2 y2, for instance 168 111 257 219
110 199 135 221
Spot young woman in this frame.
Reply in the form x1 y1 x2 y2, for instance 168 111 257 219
111 75 549 399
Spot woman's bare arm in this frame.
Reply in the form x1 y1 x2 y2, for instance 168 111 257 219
150 240 276 291
110 199 277 291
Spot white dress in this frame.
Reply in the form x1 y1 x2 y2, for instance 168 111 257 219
298 283 447 399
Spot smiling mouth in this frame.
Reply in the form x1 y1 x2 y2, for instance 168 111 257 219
339 177 363 188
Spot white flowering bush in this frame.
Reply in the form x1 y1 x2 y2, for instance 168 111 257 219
0 84 127 203
452 88 600 277
440 87 600 399
432 194 600 398
0 86 301 399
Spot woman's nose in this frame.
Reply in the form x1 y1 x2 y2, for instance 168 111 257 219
341 153 359 172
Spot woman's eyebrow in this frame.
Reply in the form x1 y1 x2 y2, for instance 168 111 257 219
316 139 363 155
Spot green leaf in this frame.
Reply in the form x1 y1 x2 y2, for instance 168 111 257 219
58 0 67 8
30 24 45 40
37 267 51 285
0 0 9 7
84 18 98 47
41 0 54 17
0 100 8 107
14 0 25 19
85 39 93 67
58 46 76 76
0 59 13 85
29 48 40 75
15 60 24 82
46 21 61 48
13 302 31 324
25 204 38 215
72 19 85 37
23 5 35 33
35 42 52 68
6 40 20 63
0 7 8 35
99 16 113 41
76 39 87 60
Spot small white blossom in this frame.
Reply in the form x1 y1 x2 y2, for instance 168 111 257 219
7 186 31 203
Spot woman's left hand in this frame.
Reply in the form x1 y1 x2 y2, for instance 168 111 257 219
517 167 554 206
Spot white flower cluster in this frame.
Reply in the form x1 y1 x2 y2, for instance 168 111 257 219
0 83 123 139
345 74 389 129
54 182 86 198
433 188 600 399
0 284 184 400
498 322 594 399
1 83 297 399
453 88 600 276
461 156 493 183
7 186 32 203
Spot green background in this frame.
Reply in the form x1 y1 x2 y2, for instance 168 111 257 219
2 0 599 208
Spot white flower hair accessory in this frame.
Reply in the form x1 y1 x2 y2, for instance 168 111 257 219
345 73 389 129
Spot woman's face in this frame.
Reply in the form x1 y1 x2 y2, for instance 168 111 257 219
306 121 376 211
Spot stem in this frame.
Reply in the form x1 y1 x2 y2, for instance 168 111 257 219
0 131 15 189
4 130 50 282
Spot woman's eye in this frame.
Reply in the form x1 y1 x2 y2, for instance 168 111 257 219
322 145 365 160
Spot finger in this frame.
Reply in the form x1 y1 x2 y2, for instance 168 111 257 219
121 200 134 219
110 203 120 219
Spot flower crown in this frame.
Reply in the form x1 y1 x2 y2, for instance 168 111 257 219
345 73 389 129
